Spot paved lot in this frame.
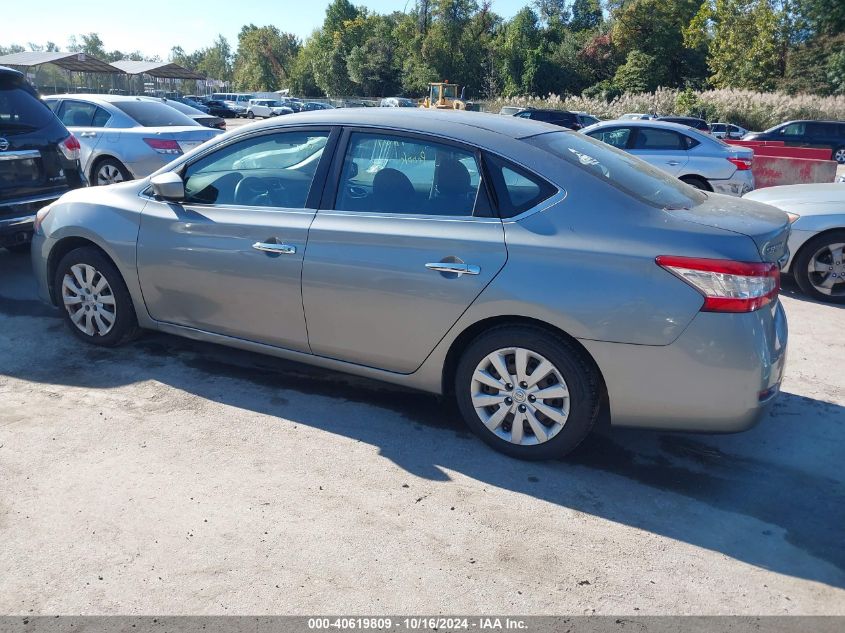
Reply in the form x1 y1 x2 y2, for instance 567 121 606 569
0 245 844 616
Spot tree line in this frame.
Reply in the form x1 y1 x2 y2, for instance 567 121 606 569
3 1 843 99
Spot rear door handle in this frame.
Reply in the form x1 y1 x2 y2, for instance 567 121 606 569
79 132 97 138
252 241 296 255
425 262 480 276
666 160 681 166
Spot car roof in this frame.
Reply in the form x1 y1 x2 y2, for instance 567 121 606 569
243 108 563 140
45 93 176 104
582 119 720 143
523 108 575 114
0 65 24 78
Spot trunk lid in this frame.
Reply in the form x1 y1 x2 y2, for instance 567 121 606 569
134 126 221 154
666 193 791 264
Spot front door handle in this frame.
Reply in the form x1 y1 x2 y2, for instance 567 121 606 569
425 262 480 276
253 241 296 255
666 160 681 166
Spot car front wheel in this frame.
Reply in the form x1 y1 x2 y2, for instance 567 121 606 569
793 230 845 304
55 246 140 346
455 326 601 460
834 147 845 165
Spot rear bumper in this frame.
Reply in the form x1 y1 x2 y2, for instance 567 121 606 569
582 300 788 432
0 192 65 247
710 170 755 197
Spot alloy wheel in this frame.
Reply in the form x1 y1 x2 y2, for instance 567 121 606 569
807 242 845 297
97 163 125 186
61 263 117 336
835 148 845 164
470 347 570 446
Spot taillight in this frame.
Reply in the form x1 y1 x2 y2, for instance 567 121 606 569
59 134 81 161
727 156 753 170
656 256 779 313
143 138 182 155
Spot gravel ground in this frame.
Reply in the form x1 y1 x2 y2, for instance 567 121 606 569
0 240 843 616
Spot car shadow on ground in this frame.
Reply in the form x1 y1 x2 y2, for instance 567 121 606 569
780 275 845 309
2 248 844 590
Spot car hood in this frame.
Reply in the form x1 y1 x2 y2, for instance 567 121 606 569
666 192 791 264
744 183 845 214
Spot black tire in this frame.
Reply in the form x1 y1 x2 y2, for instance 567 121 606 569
91 156 132 187
454 325 601 460
54 246 140 346
247 111 255 119
5 242 31 253
680 175 711 191
834 146 845 165
792 229 845 304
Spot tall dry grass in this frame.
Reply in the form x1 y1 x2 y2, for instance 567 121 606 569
488 88 845 131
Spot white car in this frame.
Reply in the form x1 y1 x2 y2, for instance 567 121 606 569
711 123 748 140
619 113 655 120
246 99 292 119
745 183 845 303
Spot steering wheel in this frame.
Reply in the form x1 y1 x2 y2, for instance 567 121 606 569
234 176 288 207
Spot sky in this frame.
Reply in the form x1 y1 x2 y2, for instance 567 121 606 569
5 0 529 60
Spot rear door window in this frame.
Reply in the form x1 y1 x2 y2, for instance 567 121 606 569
334 132 484 216
633 128 688 150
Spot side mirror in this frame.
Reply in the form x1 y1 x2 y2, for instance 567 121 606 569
150 172 185 201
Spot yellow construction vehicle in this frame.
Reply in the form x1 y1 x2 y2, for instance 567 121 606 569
421 81 467 110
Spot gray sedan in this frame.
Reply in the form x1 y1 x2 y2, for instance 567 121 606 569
30 109 789 459
44 94 223 186
582 119 755 196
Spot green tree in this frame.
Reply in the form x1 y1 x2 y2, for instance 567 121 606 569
570 0 603 32
233 25 299 90
612 0 706 88
686 0 782 91
613 49 660 93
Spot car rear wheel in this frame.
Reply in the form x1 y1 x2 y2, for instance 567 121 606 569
680 175 711 191
93 157 131 186
55 247 140 346
834 147 845 165
793 230 845 304
454 326 600 460
247 111 255 119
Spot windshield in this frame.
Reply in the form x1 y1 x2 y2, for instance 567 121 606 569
112 100 199 127
526 131 706 209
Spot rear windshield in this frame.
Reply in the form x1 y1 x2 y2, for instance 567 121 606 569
0 76 56 131
526 131 706 209
112 100 199 127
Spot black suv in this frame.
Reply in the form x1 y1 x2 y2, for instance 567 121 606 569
514 109 584 130
1 66 85 251
744 120 845 164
